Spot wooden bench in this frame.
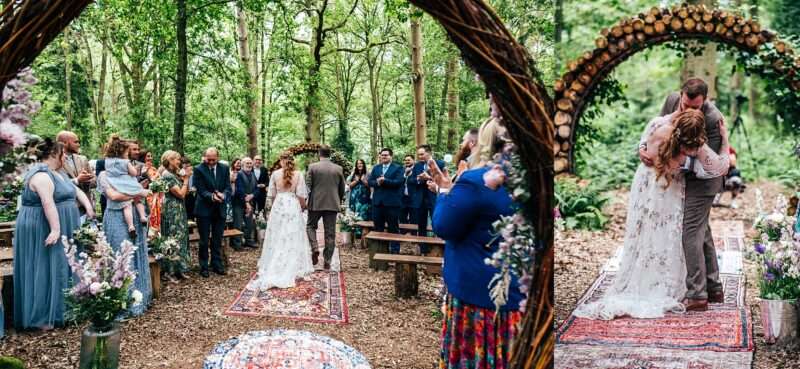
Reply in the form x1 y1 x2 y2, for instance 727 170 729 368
372 253 443 298
355 221 434 249
0 227 13 248
1 263 12 327
365 231 445 271
189 228 244 269
148 255 161 299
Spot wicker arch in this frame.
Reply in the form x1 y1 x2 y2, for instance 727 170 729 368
553 3 800 174
268 143 353 176
3 1 555 367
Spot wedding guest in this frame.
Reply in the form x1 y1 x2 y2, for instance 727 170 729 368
57 130 96 215
452 128 479 182
14 138 94 330
348 159 371 228
253 155 269 212
97 139 152 317
400 155 416 224
159 151 192 280
368 148 404 254
411 144 445 253
233 157 259 250
228 158 241 222
140 150 159 180
95 148 108 216
194 148 231 277
429 117 522 368
182 157 197 220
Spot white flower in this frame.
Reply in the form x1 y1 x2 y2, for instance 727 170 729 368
131 290 143 305
100 281 110 291
89 282 102 295
767 213 785 224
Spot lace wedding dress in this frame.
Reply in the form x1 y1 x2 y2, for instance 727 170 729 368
252 169 314 290
573 113 729 320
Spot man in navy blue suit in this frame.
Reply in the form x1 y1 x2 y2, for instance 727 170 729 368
368 148 404 254
411 144 446 254
400 154 416 224
193 147 232 278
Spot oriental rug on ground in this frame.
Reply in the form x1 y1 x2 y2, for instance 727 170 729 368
203 329 370 369
224 227 349 324
555 220 754 369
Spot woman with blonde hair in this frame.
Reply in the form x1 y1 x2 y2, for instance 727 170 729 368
574 109 730 320
158 150 193 280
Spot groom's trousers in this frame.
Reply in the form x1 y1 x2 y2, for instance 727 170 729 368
307 210 338 264
683 194 723 300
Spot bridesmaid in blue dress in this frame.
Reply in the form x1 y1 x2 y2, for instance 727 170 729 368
13 139 94 330
97 137 152 317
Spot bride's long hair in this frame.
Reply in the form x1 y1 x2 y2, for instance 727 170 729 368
280 152 296 187
655 109 707 187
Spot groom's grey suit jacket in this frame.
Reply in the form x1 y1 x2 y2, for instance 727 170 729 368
660 92 724 197
306 158 346 212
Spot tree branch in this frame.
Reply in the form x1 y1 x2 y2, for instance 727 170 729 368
291 37 310 45
322 0 359 34
188 0 237 15
321 39 391 57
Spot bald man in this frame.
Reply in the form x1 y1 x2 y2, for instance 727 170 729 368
193 147 232 277
57 131 95 214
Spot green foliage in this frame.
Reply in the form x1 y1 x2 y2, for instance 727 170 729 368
0 356 26 369
555 177 609 230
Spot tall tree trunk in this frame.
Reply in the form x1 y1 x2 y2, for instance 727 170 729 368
174 0 187 154
153 63 161 120
436 72 446 152
305 13 324 144
748 0 760 122
681 0 718 100
235 1 259 157
410 12 426 146
554 0 564 74
445 57 459 153
62 26 73 130
729 0 744 125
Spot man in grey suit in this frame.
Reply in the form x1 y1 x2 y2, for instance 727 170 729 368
640 78 725 311
57 131 96 215
306 145 346 270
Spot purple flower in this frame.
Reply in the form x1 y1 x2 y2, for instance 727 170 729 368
764 272 776 281
755 243 766 254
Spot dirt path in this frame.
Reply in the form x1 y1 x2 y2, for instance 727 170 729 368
555 180 798 369
0 244 442 368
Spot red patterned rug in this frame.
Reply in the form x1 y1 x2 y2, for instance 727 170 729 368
224 269 349 324
556 220 753 368
557 308 753 351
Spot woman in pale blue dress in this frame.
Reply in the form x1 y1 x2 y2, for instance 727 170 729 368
13 139 94 329
97 137 153 317
104 135 149 238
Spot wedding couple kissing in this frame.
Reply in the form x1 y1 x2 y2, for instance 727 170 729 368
252 145 345 291
575 78 732 320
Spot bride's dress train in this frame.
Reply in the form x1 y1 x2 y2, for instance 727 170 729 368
252 169 314 290
573 113 729 320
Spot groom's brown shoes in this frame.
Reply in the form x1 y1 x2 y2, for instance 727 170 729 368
682 298 708 312
708 290 725 304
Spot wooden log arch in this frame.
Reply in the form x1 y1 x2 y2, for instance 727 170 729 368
2 1 555 367
268 142 353 176
553 3 800 174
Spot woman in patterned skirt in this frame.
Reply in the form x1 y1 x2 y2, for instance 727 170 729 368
158 150 192 279
430 117 524 369
347 159 371 236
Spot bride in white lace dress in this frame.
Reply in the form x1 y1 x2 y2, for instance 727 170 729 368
574 109 730 320
252 152 314 290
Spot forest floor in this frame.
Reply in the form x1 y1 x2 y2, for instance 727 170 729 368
0 242 442 368
556 179 800 369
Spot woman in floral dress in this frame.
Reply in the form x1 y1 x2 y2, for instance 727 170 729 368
158 151 192 279
347 159 371 237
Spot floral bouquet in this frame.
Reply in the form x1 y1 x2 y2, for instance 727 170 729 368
748 236 800 300
148 178 168 193
148 233 181 261
1 68 40 156
255 211 267 230
72 221 101 253
62 232 140 332
754 190 794 242
337 209 361 232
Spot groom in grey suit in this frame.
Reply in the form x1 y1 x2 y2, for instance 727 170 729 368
306 145 346 270
641 78 725 311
